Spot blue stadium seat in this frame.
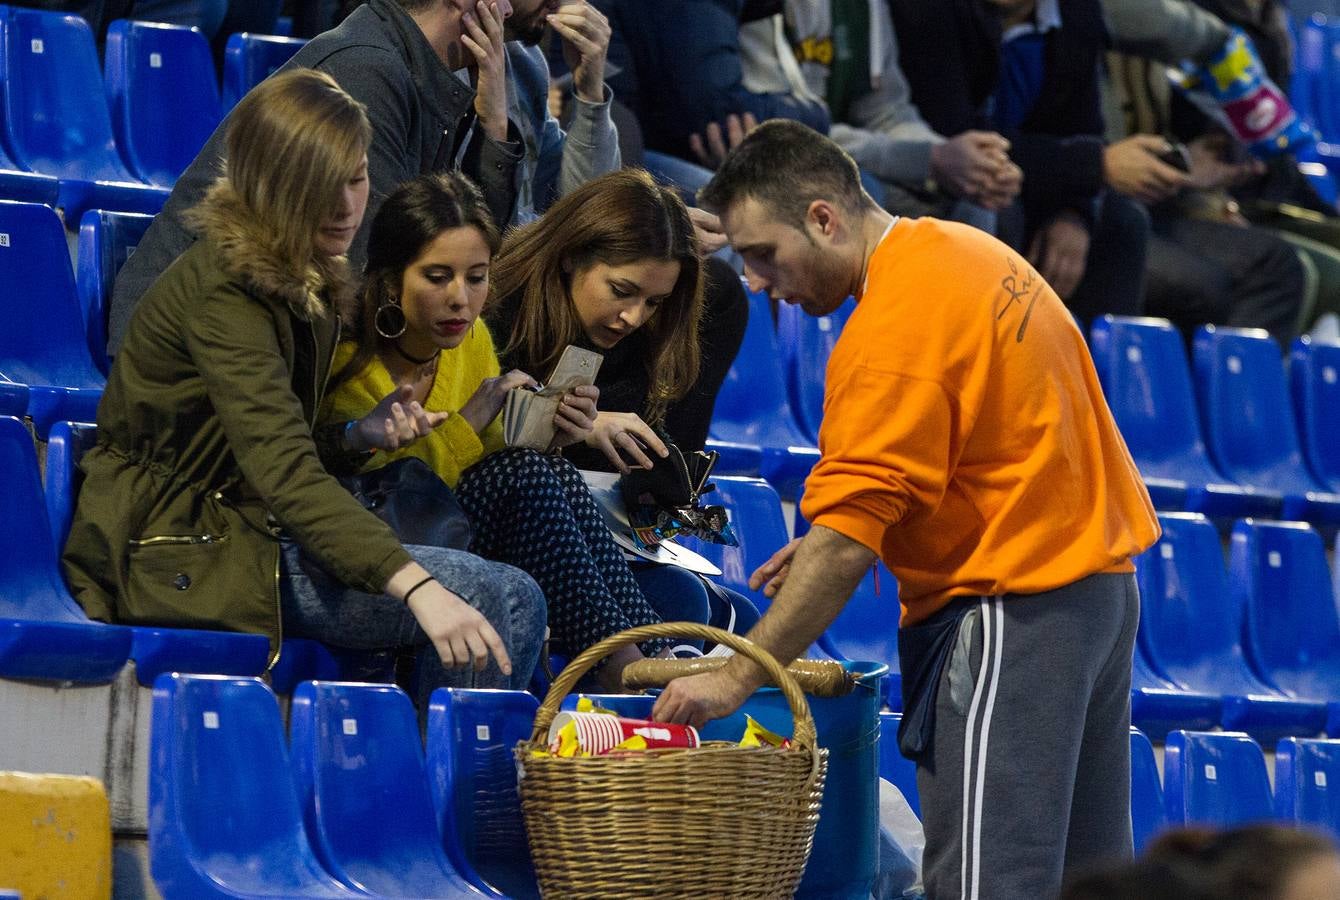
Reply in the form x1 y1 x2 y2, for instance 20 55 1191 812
149 673 360 898
42 419 273 685
0 201 105 436
1163 730 1276 827
1276 737 1340 837
878 712 920 819
1131 727 1167 853
0 379 27 416
0 142 59 205
76 209 153 375
1130 641 1222 738
1089 316 1281 519
818 563 900 708
222 32 307 111
104 20 221 188
677 476 789 616
1136 513 1327 739
1292 15 1327 138
776 297 855 443
1194 326 1340 526
1230 519 1340 708
43 419 96 553
288 681 480 898
708 286 820 498
0 415 130 682
426 688 540 899
0 8 168 219
1290 337 1340 493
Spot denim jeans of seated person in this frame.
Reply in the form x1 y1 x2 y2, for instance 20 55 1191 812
279 539 548 709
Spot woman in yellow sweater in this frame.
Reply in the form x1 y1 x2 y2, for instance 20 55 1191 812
321 172 685 685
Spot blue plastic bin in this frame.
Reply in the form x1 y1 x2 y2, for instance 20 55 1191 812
569 658 888 899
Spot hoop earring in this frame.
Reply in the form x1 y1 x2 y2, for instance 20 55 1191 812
374 297 406 340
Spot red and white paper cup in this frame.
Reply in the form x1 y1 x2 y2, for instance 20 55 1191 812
548 712 700 755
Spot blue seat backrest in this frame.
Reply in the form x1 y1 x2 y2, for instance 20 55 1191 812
0 415 130 682
0 416 105 631
878 712 920 819
1323 20 1340 141
43 419 97 553
1131 727 1167 852
0 7 140 183
709 286 814 451
1276 737 1340 837
1089 315 1224 485
776 297 854 443
104 20 221 187
221 32 307 111
1291 16 1325 135
289 681 476 897
678 476 789 613
1164 730 1276 827
1193 326 1326 496
0 201 105 392
1135 513 1268 696
821 563 899 674
1290 337 1340 493
76 209 153 376
1230 519 1340 699
148 673 355 897
427 688 540 899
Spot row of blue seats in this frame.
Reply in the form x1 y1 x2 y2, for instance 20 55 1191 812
1133 729 1340 853
0 5 304 218
153 674 535 898
150 673 1340 898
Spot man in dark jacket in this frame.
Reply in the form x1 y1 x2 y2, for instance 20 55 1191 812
107 0 522 354
595 0 830 166
893 0 1160 326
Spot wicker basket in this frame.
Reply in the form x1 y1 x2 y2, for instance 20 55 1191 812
515 622 828 899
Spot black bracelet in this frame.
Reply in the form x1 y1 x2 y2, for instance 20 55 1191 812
402 576 435 605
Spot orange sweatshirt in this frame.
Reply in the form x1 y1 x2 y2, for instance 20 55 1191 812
800 217 1159 626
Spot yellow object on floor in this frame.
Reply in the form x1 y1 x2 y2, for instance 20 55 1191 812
0 772 112 899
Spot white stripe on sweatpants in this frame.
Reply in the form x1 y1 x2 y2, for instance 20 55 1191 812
961 597 1005 900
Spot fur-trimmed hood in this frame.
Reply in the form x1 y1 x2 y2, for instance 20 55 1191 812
185 182 358 321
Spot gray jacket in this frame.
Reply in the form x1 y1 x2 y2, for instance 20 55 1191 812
107 0 521 354
1103 0 1230 64
505 43 620 225
739 6 943 186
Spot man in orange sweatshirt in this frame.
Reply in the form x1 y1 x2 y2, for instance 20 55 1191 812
652 120 1160 899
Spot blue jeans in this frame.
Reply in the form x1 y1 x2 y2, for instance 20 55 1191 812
279 541 547 709
632 564 761 650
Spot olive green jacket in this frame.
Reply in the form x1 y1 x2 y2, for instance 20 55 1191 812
61 188 412 660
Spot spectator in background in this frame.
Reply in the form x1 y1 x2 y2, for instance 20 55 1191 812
594 0 830 191
501 0 620 225
1103 2 1308 347
106 0 524 355
1062 824 1340 900
62 70 546 708
893 0 1155 327
738 0 1021 232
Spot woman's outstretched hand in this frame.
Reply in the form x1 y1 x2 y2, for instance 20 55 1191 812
583 411 669 473
350 384 450 451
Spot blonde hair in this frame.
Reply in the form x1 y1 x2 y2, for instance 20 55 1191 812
189 69 371 302
490 169 703 424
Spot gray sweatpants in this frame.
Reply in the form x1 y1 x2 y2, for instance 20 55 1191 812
917 572 1140 900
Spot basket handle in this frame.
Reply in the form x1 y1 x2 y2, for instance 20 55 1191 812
529 621 819 753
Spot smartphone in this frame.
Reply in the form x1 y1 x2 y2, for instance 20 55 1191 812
1157 141 1192 173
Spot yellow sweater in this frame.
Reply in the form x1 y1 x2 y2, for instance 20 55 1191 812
800 217 1159 625
320 322 506 488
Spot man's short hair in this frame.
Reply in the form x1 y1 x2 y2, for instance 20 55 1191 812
697 120 871 228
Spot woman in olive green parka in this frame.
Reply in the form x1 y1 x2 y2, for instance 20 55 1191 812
61 70 546 699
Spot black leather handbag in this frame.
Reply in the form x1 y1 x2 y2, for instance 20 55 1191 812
337 457 474 551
